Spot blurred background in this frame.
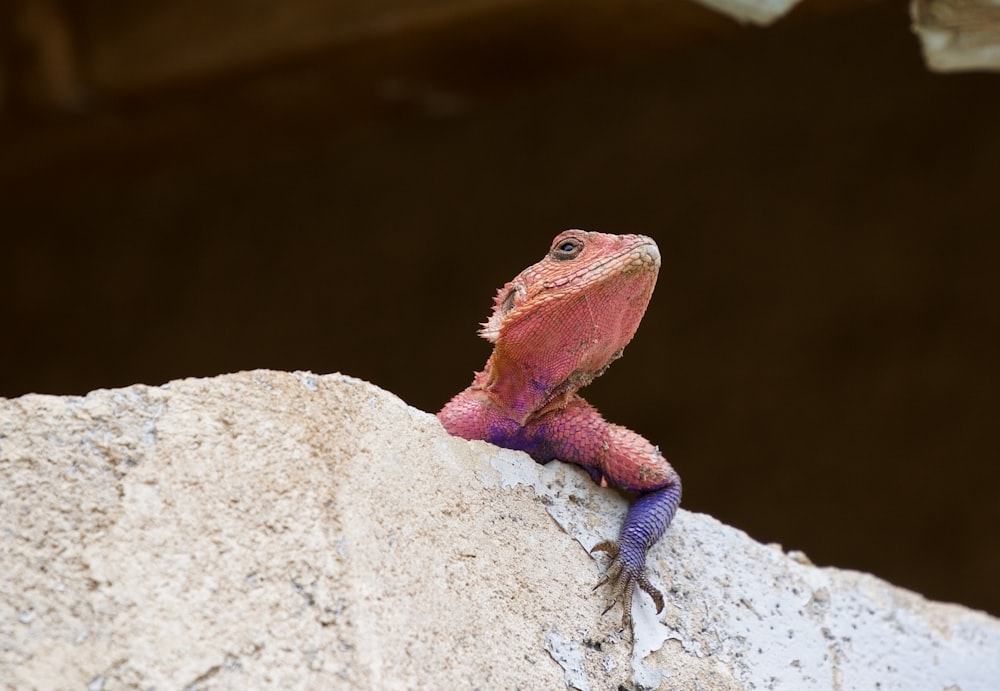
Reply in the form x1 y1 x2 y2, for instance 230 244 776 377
2 0 998 617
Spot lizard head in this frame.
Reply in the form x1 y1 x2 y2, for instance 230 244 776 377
480 230 660 417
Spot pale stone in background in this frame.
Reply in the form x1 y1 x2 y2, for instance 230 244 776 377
2 371 999 689
691 0 802 25
912 0 1000 71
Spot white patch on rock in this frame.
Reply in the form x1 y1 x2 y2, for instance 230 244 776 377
544 632 591 691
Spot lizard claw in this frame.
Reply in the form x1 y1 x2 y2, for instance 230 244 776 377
591 539 664 636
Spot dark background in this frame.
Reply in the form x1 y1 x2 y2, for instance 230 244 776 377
2 1 998 616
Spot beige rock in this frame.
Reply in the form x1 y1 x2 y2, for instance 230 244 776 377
2 371 999 689
912 0 1000 72
690 0 802 26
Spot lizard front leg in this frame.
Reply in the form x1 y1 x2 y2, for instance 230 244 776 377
519 396 681 634
590 482 681 633
438 390 681 634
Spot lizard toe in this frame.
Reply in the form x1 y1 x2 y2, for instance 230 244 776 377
591 540 620 559
591 539 665 636
636 572 665 614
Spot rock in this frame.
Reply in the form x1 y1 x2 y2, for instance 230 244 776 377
689 0 802 26
2 370 998 689
912 0 1000 72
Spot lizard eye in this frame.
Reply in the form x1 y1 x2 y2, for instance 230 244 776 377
550 237 583 261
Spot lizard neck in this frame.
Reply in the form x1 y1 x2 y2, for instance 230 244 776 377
476 352 573 426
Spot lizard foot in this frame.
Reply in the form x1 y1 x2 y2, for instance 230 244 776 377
591 540 664 635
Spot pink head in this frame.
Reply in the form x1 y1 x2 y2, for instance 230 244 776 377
480 230 660 420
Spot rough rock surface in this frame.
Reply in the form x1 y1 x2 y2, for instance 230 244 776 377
912 0 1000 72
2 370 999 690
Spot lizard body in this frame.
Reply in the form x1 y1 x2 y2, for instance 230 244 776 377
438 229 681 633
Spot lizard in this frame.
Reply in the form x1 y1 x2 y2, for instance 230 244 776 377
438 229 681 635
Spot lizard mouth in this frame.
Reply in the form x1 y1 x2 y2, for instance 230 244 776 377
638 239 661 265
630 240 661 272
574 236 660 283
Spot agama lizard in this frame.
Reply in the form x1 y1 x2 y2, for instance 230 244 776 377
438 229 681 634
